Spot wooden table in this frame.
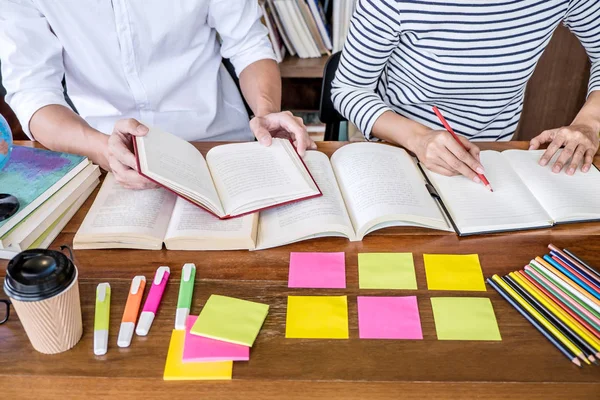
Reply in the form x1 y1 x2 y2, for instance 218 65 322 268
1 141 599 399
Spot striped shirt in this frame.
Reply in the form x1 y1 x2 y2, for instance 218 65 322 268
331 0 600 141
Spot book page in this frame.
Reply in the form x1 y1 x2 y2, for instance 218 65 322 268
136 127 223 215
75 173 177 241
424 151 552 235
256 150 355 249
330 143 449 238
503 149 600 222
164 197 257 250
205 139 319 216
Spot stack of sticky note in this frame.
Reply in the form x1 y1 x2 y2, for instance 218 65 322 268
164 294 269 380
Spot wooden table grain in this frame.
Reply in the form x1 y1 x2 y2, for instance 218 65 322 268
1 141 599 400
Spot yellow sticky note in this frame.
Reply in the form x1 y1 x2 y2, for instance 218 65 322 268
358 253 417 289
163 330 233 380
286 296 349 339
424 254 486 291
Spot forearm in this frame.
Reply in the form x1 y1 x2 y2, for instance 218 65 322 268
572 91 600 137
371 110 431 151
29 105 109 168
238 59 281 117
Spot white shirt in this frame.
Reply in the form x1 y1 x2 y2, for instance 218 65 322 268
0 0 276 141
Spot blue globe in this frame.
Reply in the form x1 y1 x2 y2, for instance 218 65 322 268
0 114 13 170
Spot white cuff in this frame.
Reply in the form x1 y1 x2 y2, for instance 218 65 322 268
230 46 277 77
8 89 71 140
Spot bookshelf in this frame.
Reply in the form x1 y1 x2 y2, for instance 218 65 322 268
279 55 329 79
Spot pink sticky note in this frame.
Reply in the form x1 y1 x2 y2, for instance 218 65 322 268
182 316 250 362
357 296 423 340
288 252 346 288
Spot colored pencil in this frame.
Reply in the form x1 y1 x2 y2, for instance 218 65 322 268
492 275 589 362
491 275 587 362
563 248 600 282
520 269 600 340
550 254 600 293
525 266 600 331
431 106 493 192
543 255 600 300
502 275 594 364
550 250 600 290
531 259 600 315
487 278 581 367
511 272 600 358
548 244 600 285
563 249 600 279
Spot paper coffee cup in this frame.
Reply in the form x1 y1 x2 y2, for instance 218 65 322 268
3 249 83 354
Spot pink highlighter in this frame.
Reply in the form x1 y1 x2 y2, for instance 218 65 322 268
135 266 170 336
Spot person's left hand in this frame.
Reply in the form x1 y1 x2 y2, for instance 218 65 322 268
529 124 600 175
0 139 7 156
250 111 317 157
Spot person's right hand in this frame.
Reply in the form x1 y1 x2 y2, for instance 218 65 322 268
107 119 157 190
411 129 485 183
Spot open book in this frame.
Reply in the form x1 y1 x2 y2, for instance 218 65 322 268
133 127 321 219
423 149 600 235
74 143 600 251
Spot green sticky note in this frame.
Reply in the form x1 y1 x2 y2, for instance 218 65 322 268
286 296 349 339
358 253 417 289
431 297 501 341
190 295 269 347
424 254 486 291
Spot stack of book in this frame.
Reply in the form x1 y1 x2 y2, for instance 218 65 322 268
261 0 356 60
0 146 100 260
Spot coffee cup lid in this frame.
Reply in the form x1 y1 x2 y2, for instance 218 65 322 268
3 249 76 302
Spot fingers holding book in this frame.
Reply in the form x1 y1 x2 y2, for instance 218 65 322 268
108 119 158 190
250 111 317 157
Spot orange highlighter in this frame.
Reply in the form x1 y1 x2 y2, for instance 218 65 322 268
117 276 146 348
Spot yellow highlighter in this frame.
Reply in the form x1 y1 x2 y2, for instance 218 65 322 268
94 283 111 356
491 275 588 363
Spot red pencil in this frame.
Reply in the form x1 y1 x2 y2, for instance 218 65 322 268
432 106 493 192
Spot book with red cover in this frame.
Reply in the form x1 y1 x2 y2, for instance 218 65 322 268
133 127 322 219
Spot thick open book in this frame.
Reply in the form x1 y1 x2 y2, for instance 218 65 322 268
73 143 600 251
133 127 321 219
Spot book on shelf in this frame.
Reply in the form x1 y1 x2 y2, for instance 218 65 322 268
75 143 600 251
266 0 296 56
269 0 333 58
333 0 355 53
261 1 287 62
133 127 321 219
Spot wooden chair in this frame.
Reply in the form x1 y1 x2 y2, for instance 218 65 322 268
318 52 346 141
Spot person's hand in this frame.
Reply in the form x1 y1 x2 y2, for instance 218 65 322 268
529 124 600 175
107 119 157 190
0 139 7 156
411 129 485 183
249 111 317 156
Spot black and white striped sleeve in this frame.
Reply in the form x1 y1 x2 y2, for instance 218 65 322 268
331 0 401 139
564 0 600 96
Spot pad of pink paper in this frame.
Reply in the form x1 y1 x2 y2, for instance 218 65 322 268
288 252 346 288
357 296 423 340
182 316 250 362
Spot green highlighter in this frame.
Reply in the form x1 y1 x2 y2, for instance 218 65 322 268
94 283 111 356
175 263 196 330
